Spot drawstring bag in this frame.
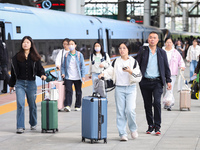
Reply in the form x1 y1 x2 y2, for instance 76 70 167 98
45 68 58 83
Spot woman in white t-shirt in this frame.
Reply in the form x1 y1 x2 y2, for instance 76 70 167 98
88 42 110 91
61 40 86 112
98 42 142 141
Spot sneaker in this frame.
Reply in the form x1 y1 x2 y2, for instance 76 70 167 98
75 107 81 111
146 125 154 134
120 136 128 141
155 127 161 135
64 106 71 112
1 90 7 93
16 128 24 134
131 131 138 139
167 107 171 111
31 125 37 130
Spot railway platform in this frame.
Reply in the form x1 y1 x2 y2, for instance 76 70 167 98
0 66 200 150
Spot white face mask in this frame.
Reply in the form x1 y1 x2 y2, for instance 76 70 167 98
95 47 101 52
69 45 75 51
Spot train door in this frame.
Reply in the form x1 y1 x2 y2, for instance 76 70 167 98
105 29 112 56
0 22 5 42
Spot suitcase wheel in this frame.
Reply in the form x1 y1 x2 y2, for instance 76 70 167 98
41 129 45 133
91 139 94 144
82 137 85 142
188 108 190 111
56 128 59 132
104 138 107 144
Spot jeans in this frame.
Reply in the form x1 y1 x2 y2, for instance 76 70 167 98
190 60 198 79
64 79 82 108
92 73 100 92
115 85 137 137
15 80 37 129
139 79 163 128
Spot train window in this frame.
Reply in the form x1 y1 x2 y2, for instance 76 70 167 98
16 26 21 33
86 30 89 35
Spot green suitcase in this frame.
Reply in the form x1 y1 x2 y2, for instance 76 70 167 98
41 80 58 133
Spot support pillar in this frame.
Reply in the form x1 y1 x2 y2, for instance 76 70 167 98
118 0 127 21
171 0 175 31
182 8 189 32
159 0 165 28
144 0 150 26
65 0 84 14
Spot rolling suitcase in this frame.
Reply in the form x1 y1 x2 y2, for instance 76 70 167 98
180 90 191 111
82 93 107 144
41 80 59 133
49 81 65 111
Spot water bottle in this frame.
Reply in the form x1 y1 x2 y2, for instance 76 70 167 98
51 82 56 89
45 91 50 100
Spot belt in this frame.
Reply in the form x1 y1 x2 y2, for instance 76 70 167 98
144 77 160 81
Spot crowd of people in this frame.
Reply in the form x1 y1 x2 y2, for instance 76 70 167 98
1 32 200 140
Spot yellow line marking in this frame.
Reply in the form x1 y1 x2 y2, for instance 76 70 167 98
0 80 92 115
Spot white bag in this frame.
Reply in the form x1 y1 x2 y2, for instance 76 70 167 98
163 90 175 106
177 70 190 92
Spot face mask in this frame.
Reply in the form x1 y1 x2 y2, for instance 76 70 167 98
95 47 101 52
69 45 75 51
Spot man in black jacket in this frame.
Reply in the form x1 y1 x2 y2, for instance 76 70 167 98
136 31 172 135
0 33 10 93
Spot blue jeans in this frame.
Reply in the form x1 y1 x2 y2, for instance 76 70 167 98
15 80 37 129
190 60 198 79
92 73 100 92
115 85 137 137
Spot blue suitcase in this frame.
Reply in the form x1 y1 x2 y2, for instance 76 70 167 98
82 94 107 144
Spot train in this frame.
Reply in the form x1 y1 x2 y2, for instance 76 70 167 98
1 3 200 67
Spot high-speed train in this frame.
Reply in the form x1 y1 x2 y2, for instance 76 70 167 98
0 3 164 66
1 3 200 66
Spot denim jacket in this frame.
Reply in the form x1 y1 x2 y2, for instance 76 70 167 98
61 51 85 81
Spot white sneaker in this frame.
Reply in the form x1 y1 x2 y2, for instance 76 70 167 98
16 128 24 134
131 131 138 139
120 136 128 141
75 107 81 111
31 125 37 130
64 106 71 112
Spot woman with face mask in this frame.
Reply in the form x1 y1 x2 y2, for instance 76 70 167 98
88 42 111 91
61 40 86 112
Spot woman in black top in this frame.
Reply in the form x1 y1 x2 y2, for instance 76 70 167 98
9 36 46 134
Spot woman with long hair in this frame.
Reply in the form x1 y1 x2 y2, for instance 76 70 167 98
88 42 110 91
98 41 142 141
9 36 46 134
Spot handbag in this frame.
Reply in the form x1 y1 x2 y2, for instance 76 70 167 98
191 80 199 99
102 77 115 92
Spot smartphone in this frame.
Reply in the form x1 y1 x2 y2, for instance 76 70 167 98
122 67 127 70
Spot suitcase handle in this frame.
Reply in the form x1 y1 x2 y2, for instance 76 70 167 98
42 79 45 101
101 115 104 124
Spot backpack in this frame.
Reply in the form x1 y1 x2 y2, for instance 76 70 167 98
91 53 107 65
45 68 58 82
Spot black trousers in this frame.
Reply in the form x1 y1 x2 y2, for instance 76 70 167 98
64 79 82 108
139 78 163 128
